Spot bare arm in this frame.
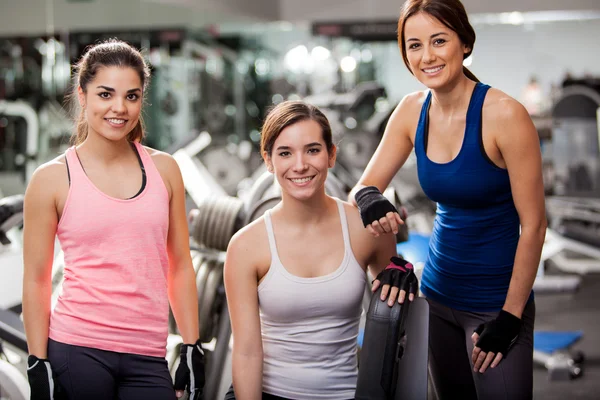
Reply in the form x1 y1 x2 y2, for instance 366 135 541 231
349 97 416 206
162 155 200 344
224 229 263 400
22 166 59 358
495 100 547 318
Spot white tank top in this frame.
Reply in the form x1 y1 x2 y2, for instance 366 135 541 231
258 198 367 400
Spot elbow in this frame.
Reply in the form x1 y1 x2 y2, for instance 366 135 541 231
522 216 547 242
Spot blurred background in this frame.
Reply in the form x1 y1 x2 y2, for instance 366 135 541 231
1 0 600 399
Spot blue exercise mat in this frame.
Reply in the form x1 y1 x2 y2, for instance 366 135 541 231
534 331 583 354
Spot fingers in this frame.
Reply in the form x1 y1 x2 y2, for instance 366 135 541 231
471 341 480 364
387 286 400 306
366 224 379 237
397 289 407 304
380 284 390 301
490 352 504 369
370 213 402 236
478 351 496 373
395 211 405 225
471 332 479 346
371 279 381 292
473 348 488 371
176 390 184 398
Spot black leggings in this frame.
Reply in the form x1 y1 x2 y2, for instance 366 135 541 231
427 298 535 400
47 339 175 400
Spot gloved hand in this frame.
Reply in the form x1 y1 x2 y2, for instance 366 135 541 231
471 310 522 373
355 186 403 236
27 355 63 400
373 256 419 305
174 339 205 400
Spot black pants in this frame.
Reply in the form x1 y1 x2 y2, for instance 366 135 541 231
427 298 535 400
47 339 175 400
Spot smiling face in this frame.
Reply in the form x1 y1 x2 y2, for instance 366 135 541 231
403 12 470 89
78 66 143 143
264 119 336 202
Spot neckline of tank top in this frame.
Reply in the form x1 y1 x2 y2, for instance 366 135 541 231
423 81 484 167
266 199 353 284
71 142 150 203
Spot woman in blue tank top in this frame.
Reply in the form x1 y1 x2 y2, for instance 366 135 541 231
350 1 546 399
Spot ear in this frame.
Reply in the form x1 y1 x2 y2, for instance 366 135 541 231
77 86 86 108
463 44 472 56
328 144 337 168
263 151 274 173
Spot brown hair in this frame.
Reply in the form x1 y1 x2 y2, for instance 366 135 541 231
70 39 151 145
397 0 479 82
260 101 334 158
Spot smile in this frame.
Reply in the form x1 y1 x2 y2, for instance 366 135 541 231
105 118 127 126
422 65 445 74
289 176 314 184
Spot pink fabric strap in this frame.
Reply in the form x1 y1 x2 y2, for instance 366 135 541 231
384 260 414 272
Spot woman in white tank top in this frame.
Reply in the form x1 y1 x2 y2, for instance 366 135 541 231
224 101 412 400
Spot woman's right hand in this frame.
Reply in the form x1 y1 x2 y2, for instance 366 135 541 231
355 186 405 237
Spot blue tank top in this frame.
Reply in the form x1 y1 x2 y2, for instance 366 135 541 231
416 82 528 312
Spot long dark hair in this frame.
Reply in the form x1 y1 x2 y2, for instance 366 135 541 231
70 39 151 145
397 0 479 82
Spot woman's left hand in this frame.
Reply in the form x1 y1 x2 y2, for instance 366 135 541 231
372 256 419 306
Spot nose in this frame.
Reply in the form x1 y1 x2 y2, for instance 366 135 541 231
111 98 127 114
292 153 308 172
422 44 435 64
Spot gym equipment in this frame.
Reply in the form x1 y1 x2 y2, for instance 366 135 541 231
0 196 28 400
0 195 24 311
0 100 39 185
533 331 584 381
551 80 600 197
356 286 429 400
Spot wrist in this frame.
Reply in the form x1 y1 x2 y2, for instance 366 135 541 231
501 305 523 319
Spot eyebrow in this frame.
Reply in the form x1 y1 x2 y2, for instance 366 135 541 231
275 142 323 151
406 32 448 42
96 85 141 93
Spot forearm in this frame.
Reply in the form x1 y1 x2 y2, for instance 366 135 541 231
503 225 546 318
168 264 200 344
22 280 52 358
348 184 367 206
232 352 263 400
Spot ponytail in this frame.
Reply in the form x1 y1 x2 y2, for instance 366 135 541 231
71 107 88 146
463 66 479 83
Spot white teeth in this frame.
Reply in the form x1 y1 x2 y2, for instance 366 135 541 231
107 118 126 124
290 177 313 183
423 65 444 73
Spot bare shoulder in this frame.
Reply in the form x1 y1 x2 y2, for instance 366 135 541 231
387 90 429 139
484 88 532 126
340 200 380 247
143 145 179 173
226 215 271 272
393 90 428 117
27 154 68 193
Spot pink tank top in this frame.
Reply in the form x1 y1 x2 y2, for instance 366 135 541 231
49 142 171 357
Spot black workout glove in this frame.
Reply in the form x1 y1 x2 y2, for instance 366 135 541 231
27 355 63 400
473 310 522 357
375 256 419 297
174 339 205 400
355 186 399 228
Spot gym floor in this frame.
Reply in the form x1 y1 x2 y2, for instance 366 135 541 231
533 271 600 399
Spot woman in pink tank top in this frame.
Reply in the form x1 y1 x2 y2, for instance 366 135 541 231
22 40 203 400
223 101 418 400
